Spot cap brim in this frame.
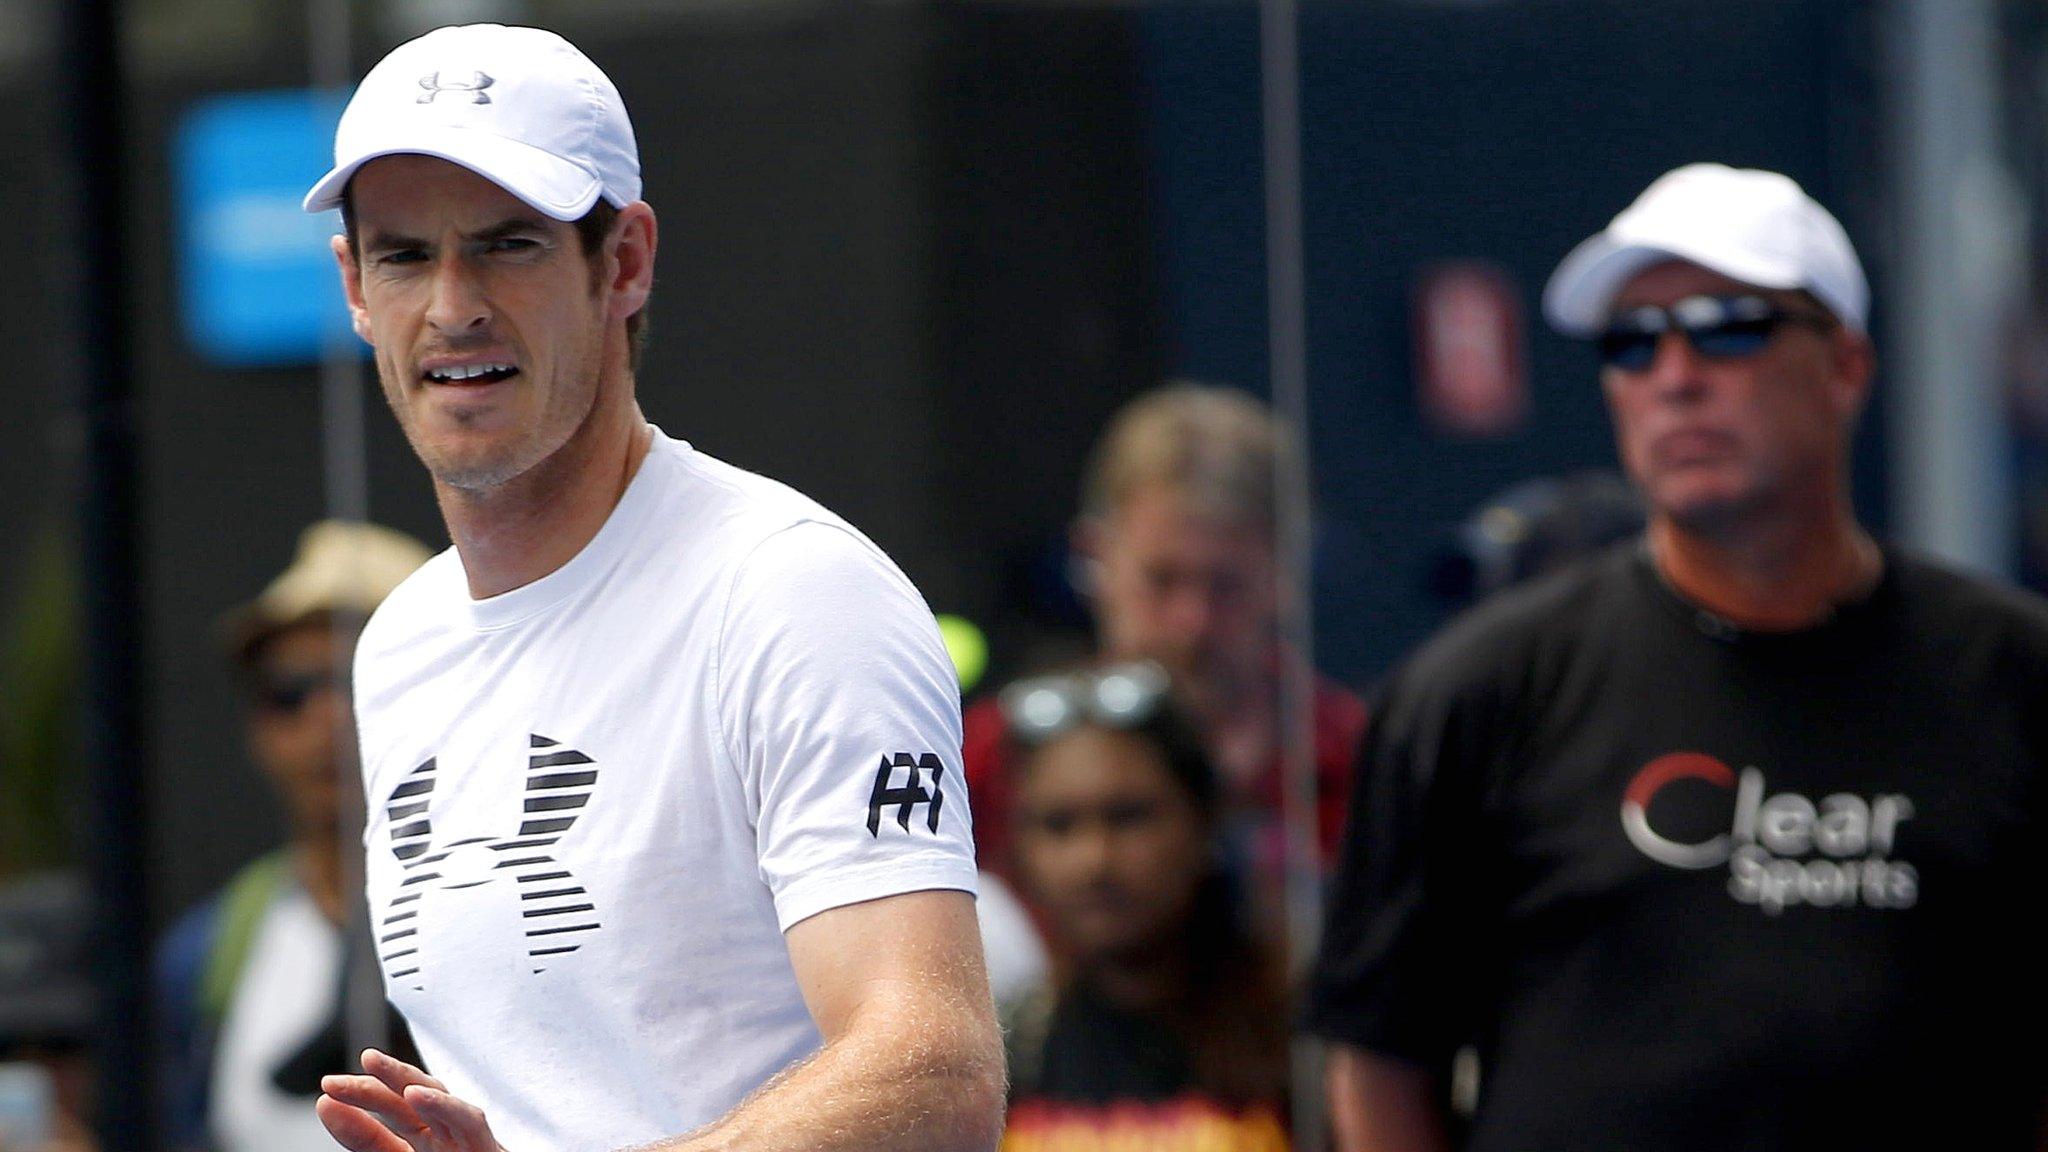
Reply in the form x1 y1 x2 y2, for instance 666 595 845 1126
1541 234 1804 337
303 124 607 221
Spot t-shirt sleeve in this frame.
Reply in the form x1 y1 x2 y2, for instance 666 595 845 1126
716 520 979 932
1304 640 1505 1066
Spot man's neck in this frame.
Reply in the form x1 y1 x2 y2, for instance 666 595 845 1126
1649 499 1881 632
437 395 652 600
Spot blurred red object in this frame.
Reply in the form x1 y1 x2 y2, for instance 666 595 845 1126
1414 261 1528 437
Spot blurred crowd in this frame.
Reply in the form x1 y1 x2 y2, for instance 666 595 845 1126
5 156 2048 1152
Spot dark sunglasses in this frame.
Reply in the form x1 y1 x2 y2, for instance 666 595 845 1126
998 661 1172 745
249 668 343 714
1595 294 1834 372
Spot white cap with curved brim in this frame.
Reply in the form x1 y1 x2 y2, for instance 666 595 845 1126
1542 163 1868 337
303 23 640 221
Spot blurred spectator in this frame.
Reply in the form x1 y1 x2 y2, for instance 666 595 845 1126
154 522 429 1152
1307 164 2048 1150
1427 470 1644 607
0 873 97 1152
964 383 1368 915
999 662 1289 1151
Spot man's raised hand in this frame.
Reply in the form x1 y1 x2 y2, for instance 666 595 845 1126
317 1048 505 1152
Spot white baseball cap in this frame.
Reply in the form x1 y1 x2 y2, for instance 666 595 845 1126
303 23 641 221
1542 163 1868 337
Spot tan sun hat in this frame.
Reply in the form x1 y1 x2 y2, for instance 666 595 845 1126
223 520 435 663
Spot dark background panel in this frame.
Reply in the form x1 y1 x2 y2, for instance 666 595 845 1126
1139 0 1882 683
0 63 88 874
926 3 1161 682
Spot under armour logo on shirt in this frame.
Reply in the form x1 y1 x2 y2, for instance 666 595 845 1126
378 735 601 989
868 752 945 837
417 70 494 104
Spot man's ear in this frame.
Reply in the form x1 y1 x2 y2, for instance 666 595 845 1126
1827 325 1876 424
606 202 658 324
332 234 373 345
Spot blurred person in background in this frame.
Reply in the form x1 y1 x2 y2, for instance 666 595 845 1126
965 383 1368 921
1307 163 2048 1151
0 873 97 1152
1427 471 1644 609
304 23 998 1152
156 521 430 1152
1419 469 1647 1127
999 662 1289 1152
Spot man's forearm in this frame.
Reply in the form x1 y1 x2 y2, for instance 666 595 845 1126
639 989 1005 1152
1327 1044 1453 1152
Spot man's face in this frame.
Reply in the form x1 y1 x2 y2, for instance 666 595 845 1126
243 622 356 838
336 156 611 492
1601 261 1870 532
1081 484 1278 718
1012 726 1210 962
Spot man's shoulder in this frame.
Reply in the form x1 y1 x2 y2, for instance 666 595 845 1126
659 441 921 605
1889 548 2048 622
656 438 861 547
1399 542 1639 691
1884 547 2048 658
351 547 458 655
355 547 461 655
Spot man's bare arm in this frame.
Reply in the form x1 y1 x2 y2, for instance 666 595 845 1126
650 887 1004 1152
320 888 1005 1152
1326 1043 1453 1152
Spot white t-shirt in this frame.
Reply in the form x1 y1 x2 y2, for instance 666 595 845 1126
353 429 978 1152
207 881 344 1152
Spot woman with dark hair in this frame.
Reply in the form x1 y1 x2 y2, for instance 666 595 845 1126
997 662 1291 1152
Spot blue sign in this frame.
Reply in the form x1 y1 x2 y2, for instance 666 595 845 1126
174 89 359 366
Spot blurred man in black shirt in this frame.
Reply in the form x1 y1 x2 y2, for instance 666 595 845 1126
1307 163 2048 1151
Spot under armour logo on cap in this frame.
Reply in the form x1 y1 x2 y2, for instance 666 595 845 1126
417 70 494 104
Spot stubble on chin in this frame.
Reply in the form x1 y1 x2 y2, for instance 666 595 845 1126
397 402 545 493
1646 476 1763 539
427 451 532 494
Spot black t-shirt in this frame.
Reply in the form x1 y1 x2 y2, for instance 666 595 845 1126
1004 984 1290 1150
1306 543 2048 1151
1018 983 1201 1104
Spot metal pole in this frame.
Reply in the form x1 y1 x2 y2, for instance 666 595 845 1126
313 0 370 532
1258 0 1323 1147
61 0 154 1146
308 0 391 1067
1885 0 2019 575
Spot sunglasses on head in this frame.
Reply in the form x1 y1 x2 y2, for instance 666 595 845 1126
1595 293 1835 373
249 668 343 714
998 661 1173 745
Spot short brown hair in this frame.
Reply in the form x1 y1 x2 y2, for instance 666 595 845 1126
1079 382 1293 535
340 190 649 372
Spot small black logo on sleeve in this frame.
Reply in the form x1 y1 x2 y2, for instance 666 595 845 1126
868 752 944 837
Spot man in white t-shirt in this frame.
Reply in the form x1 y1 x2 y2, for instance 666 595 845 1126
300 23 1002 1152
